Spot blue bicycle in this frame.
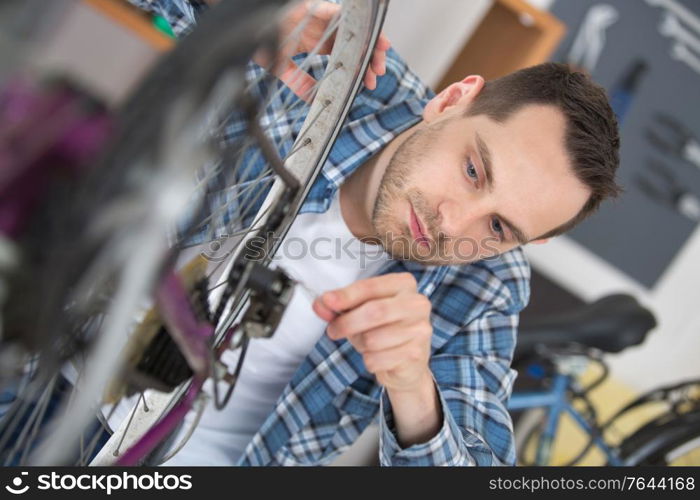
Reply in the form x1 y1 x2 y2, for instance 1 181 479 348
508 294 700 466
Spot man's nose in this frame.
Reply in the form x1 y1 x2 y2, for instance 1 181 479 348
436 196 489 238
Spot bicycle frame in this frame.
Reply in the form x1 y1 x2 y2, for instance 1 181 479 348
508 373 624 466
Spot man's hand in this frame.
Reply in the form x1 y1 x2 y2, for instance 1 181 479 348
254 0 391 101
312 272 434 393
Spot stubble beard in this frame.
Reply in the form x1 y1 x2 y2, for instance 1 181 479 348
370 126 446 264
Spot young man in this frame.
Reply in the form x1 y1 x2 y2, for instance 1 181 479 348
130 0 620 466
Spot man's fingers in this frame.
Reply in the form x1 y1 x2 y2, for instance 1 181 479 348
312 296 339 323
364 71 377 90
362 341 425 373
327 293 429 339
302 0 340 22
371 46 387 76
376 33 391 51
321 272 418 312
271 3 389 96
364 39 388 90
277 61 317 102
327 296 405 339
348 321 429 353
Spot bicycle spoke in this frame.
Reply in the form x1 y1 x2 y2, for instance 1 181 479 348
189 170 275 238
3 374 56 465
186 5 346 252
112 392 147 458
16 375 57 465
1 0 386 465
76 402 118 466
254 9 343 115
0 370 48 463
204 204 276 286
240 0 334 96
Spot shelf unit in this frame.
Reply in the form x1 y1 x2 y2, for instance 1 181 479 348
436 0 565 90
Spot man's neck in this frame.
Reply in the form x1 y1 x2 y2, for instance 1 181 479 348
339 122 421 241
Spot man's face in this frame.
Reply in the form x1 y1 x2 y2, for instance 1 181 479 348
371 104 591 265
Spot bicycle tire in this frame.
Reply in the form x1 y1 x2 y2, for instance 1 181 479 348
617 409 700 465
1 0 388 466
513 407 546 465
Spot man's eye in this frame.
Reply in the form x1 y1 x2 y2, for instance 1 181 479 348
491 217 505 239
464 159 478 181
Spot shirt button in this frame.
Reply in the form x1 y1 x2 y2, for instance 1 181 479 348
393 457 410 466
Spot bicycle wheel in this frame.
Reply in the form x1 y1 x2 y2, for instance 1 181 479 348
0 0 388 466
513 408 547 465
661 428 700 466
618 411 700 465
610 379 700 466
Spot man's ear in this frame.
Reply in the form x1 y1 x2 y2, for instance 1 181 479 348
423 75 485 123
529 238 550 245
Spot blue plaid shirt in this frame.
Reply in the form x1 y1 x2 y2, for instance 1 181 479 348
131 0 531 466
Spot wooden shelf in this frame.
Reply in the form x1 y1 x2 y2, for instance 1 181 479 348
83 0 174 51
437 0 565 91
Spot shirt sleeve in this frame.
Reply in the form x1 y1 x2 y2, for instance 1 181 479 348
378 308 521 466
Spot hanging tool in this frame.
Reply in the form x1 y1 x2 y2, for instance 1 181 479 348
646 0 700 38
635 160 700 222
567 4 619 73
648 0 700 77
609 60 647 124
670 42 700 77
660 13 700 55
646 112 700 170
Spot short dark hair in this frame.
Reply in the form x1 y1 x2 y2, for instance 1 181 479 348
465 62 622 240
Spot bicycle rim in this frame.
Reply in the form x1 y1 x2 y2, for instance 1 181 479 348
0 0 388 466
664 432 700 465
619 412 700 465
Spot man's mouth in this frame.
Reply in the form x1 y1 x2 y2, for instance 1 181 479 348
409 202 430 249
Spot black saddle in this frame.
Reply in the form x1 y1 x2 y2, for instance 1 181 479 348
514 294 657 361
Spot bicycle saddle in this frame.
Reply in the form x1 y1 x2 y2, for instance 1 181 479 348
514 294 657 360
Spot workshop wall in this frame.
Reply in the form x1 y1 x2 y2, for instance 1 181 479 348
551 0 700 289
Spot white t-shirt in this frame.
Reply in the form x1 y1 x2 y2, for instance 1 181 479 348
159 191 389 465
